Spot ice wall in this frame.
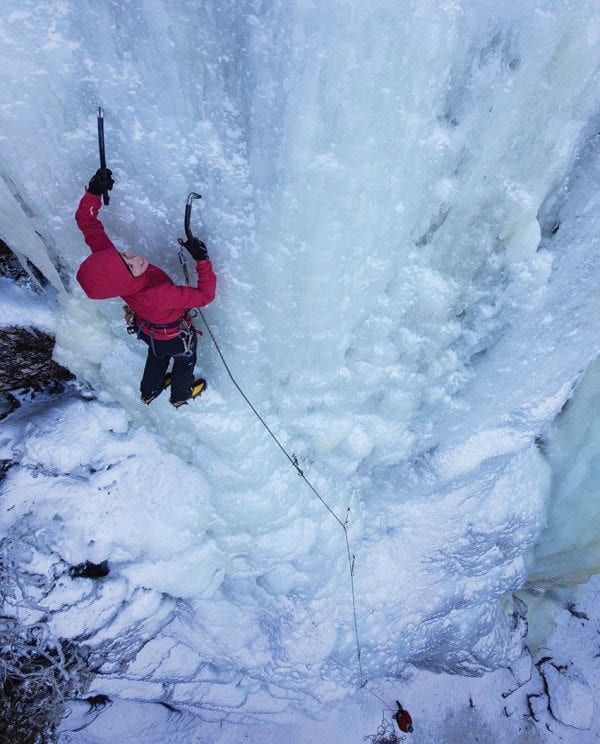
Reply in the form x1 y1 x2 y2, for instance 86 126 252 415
527 355 600 588
1 0 600 713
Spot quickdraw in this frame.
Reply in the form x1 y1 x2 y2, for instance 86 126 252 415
177 323 200 358
144 321 199 359
124 304 136 334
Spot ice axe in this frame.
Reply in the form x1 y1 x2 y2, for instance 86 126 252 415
177 192 202 284
183 192 202 241
97 107 110 206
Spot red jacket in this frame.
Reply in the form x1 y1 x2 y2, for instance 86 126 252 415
75 189 216 326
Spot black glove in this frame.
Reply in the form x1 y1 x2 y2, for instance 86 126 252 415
184 237 208 261
88 168 114 196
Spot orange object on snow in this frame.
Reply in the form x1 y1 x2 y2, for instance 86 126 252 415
394 701 414 733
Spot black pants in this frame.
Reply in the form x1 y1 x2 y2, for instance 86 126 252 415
138 330 197 404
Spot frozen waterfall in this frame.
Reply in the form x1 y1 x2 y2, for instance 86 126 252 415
1 0 599 735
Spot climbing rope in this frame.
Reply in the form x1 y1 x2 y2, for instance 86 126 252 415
195 305 365 687
192 301 409 723
201 314 404 713
178 242 364 684
175 181 416 713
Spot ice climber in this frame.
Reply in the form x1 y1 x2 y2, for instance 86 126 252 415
394 701 414 734
75 168 217 408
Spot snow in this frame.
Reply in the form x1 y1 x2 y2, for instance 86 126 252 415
0 0 600 742
540 660 594 731
0 276 56 333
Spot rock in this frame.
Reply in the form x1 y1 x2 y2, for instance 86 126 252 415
0 326 74 394
69 560 110 580
0 238 28 280
0 392 20 420
0 241 72 399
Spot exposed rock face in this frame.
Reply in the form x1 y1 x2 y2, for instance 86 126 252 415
0 240 74 416
0 241 90 740
0 238 28 280
0 326 74 394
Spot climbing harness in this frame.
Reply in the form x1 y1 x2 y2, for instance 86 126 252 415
142 318 198 359
135 312 196 341
124 304 200 358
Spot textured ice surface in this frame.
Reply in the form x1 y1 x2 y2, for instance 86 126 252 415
1 0 600 729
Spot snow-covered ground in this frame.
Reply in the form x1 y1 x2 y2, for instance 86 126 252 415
2 357 599 741
1 0 600 741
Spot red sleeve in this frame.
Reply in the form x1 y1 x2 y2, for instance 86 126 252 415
194 258 217 304
75 188 118 254
154 258 217 309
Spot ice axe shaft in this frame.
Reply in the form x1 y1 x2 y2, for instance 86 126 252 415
178 192 202 284
184 192 202 241
97 107 110 206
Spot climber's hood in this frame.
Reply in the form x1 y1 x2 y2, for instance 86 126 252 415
76 248 139 299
